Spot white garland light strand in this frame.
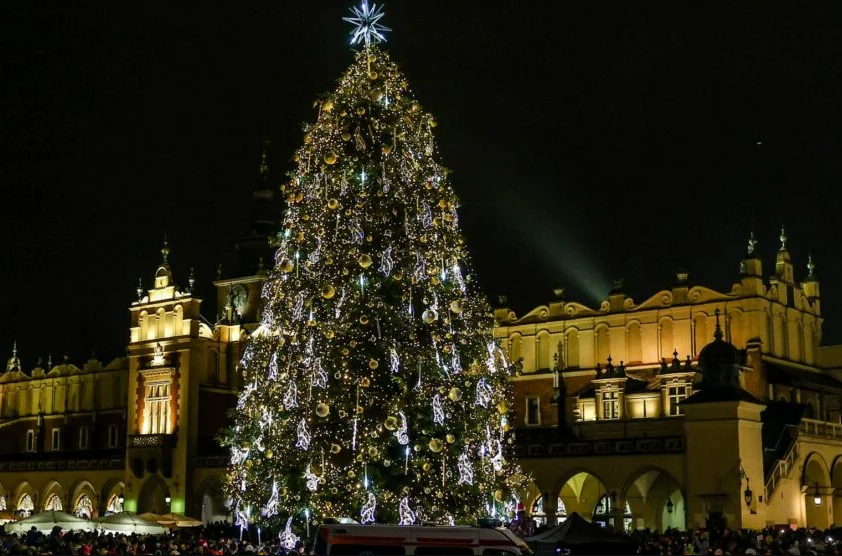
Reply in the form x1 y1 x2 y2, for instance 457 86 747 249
398 497 416 526
279 517 300 551
263 481 280 518
432 394 445 425
283 381 299 409
390 347 400 374
457 451 474 485
360 492 377 524
395 410 409 445
296 419 311 451
475 378 493 408
304 463 319 492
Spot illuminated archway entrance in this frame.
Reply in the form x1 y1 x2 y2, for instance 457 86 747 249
623 467 685 531
593 494 632 531
531 495 567 526
802 453 831 529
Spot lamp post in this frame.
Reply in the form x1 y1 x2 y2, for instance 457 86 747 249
118 490 125 512
164 490 172 511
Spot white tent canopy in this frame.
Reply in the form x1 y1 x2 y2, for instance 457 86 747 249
97 512 168 535
4 510 95 533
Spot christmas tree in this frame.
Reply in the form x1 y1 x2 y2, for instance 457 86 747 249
223 2 527 529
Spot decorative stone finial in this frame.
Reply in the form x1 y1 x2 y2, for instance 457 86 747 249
612 278 624 291
676 271 689 284
188 267 196 292
552 286 565 299
161 235 170 266
12 340 17 358
714 308 723 340
497 295 508 306
747 232 758 256
47 353 52 369
136 278 143 301
217 264 223 280
779 227 787 251
257 257 265 274
807 253 816 279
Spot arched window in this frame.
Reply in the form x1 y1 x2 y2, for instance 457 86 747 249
18 493 34 517
509 335 522 364
566 330 580 369
531 495 567 526
74 494 93 519
660 320 674 361
593 494 632 532
45 493 63 511
537 333 551 371
107 493 123 514
596 327 610 366
627 323 642 364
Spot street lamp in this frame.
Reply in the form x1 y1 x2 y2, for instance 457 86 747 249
118 490 125 507
814 483 821 506
744 479 753 508
165 490 172 507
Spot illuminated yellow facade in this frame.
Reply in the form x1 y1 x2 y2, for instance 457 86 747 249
2 216 842 533
499 231 842 532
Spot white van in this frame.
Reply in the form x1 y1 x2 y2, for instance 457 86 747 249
312 523 531 555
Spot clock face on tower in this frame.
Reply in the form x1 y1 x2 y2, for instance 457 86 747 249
232 285 248 314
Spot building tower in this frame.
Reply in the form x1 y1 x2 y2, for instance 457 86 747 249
682 310 766 530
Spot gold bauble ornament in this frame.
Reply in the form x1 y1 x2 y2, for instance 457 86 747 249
413 444 422 452
410 101 420 113
348 470 356 478
422 309 437 324
370 88 384 101
358 254 373 268
368 446 378 457
382 144 392 155
296 231 304 242
323 99 334 112
361 376 371 387
324 151 337 165
280 259 294 273
446 434 455 444
315 403 330 417
359 315 370 325
324 329 335 339
265 449 273 459
422 463 431 472
497 400 509 414
327 198 339 210
438 199 448 209
394 272 403 281
384 416 398 430
356 107 366 116
368 358 378 370
429 438 444 453
330 443 341 454
430 118 438 128
369 70 378 80
448 387 463 402
342 131 351 141
322 284 336 299
450 300 464 314
304 133 312 144
245 460 253 469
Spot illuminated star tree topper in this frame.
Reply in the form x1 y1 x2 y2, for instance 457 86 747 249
343 0 391 48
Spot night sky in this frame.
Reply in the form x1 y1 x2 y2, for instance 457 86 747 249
2 2 842 364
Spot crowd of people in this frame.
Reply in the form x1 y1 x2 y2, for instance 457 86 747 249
0 522 307 555
6 517 842 555
630 526 842 555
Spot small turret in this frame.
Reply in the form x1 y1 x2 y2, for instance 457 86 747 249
802 253 821 315
774 226 794 284
6 341 21 372
154 235 174 289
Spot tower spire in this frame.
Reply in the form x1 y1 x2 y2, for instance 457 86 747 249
747 231 757 257
189 266 196 293
714 308 723 341
779 226 787 251
807 253 816 279
161 234 170 267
